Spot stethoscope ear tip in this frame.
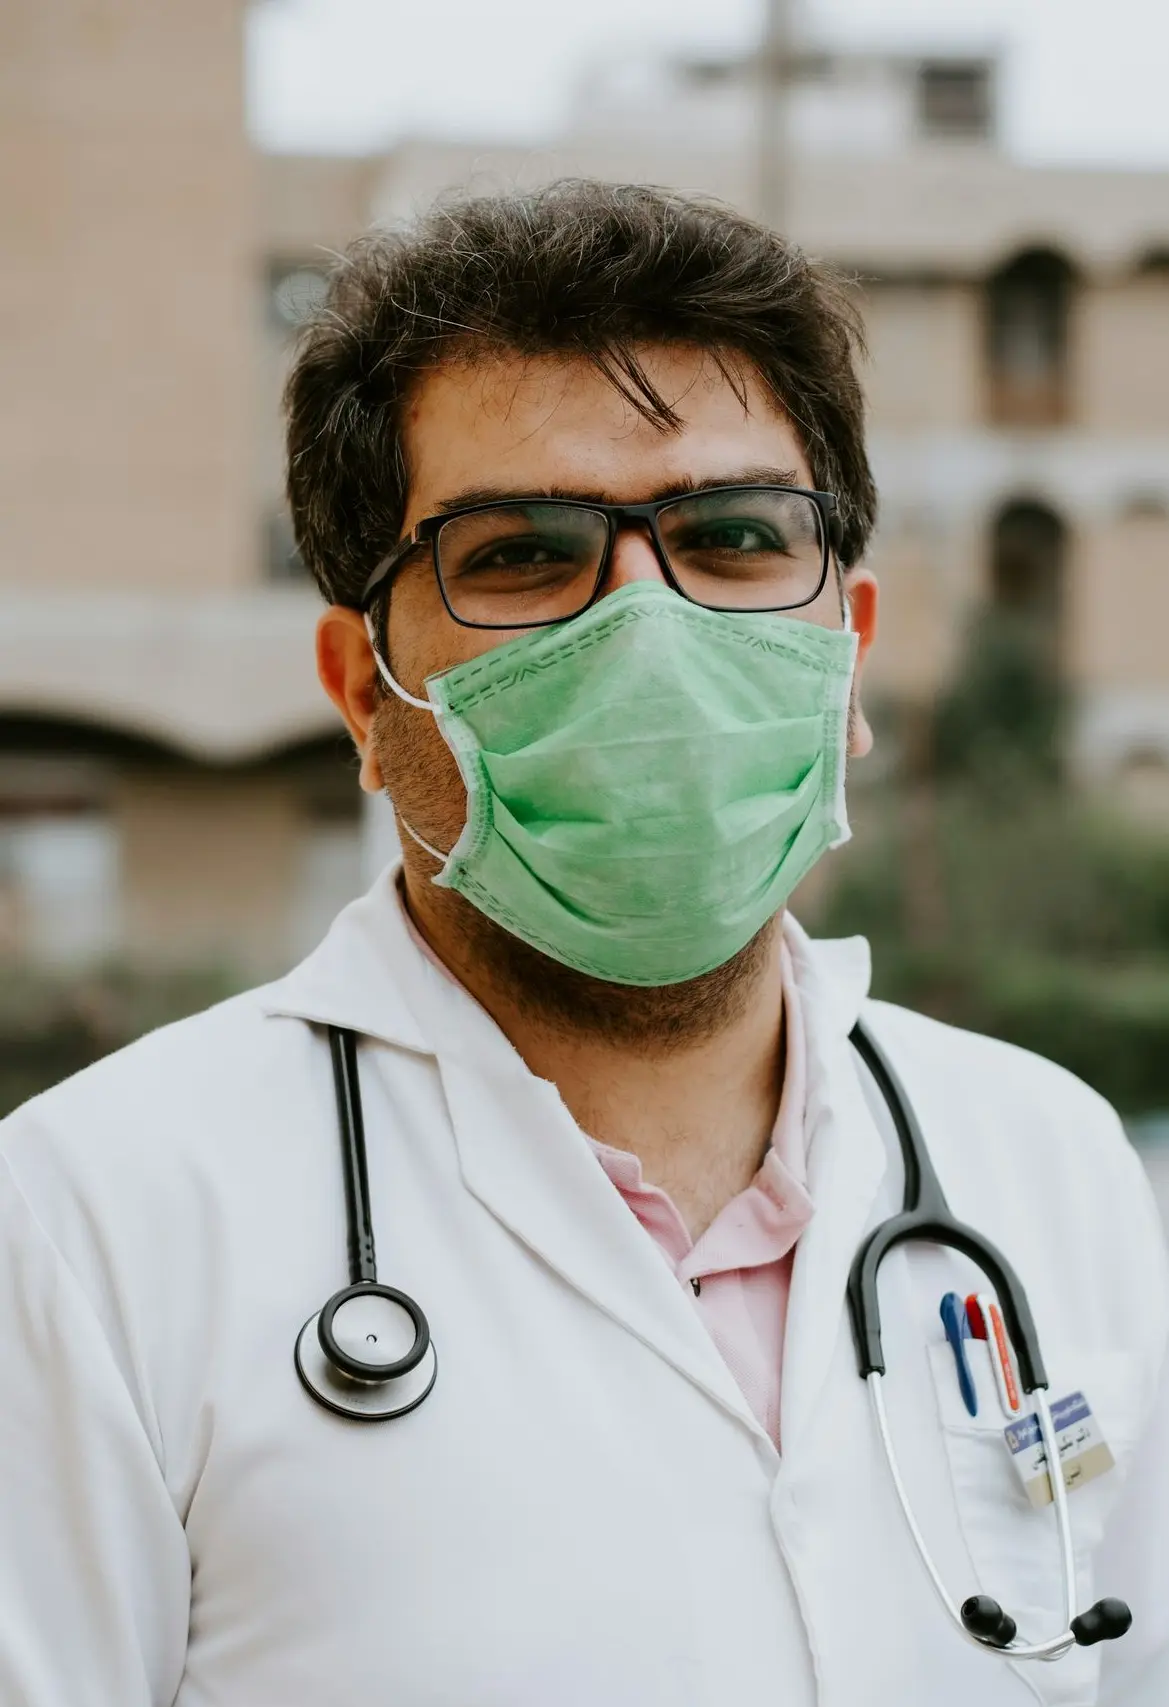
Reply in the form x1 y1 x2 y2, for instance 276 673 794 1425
1070 1598 1133 1647
961 1595 1017 1648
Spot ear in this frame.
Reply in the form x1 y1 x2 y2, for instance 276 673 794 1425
844 568 878 759
316 606 386 793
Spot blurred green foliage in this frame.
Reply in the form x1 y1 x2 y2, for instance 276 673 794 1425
933 608 1066 784
820 786 1169 1113
818 610 1169 1115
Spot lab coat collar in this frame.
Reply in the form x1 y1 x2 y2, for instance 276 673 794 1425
265 869 884 1451
262 865 451 1060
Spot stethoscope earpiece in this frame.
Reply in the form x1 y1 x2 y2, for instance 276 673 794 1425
1070 1597 1133 1648
961 1595 1017 1649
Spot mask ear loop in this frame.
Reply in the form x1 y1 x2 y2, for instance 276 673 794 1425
364 614 435 713
362 615 451 866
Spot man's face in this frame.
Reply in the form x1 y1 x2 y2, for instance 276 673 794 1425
352 343 876 859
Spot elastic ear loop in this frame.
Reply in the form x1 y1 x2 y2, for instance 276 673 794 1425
364 614 434 712
363 615 450 866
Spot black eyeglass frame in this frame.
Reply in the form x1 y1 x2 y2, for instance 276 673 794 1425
359 484 843 631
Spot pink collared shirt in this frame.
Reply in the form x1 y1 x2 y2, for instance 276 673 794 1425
401 890 811 1449
585 941 811 1448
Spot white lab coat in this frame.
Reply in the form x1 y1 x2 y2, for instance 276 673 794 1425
1 869 1167 1707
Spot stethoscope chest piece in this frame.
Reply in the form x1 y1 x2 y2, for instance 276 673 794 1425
295 1281 438 1422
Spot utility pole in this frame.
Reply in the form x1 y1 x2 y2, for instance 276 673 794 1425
757 0 794 232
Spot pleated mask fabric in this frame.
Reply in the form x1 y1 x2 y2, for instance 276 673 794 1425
415 581 857 986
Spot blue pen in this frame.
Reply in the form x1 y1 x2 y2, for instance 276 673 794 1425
940 1291 978 1417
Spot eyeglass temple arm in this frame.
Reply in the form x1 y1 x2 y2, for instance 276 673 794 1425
360 530 426 610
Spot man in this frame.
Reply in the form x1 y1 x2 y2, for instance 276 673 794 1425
1 181 1166 1706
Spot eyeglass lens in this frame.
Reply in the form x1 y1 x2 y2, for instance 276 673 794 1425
434 490 826 626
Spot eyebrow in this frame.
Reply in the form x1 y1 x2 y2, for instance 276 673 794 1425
431 466 805 515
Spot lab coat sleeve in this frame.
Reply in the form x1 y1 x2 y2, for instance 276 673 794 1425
0 1157 190 1707
1096 1148 1169 1707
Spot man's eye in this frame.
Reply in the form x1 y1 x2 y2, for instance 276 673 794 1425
684 522 785 554
465 537 575 573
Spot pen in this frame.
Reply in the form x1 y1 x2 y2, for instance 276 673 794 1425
978 1292 1022 1417
940 1291 978 1417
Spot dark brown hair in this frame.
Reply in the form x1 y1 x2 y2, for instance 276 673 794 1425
285 179 877 605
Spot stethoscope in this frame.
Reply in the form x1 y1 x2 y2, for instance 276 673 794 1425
295 1018 1131 1663
294 1028 437 1421
848 1022 1131 1662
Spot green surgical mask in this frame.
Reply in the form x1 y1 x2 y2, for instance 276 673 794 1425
373 581 857 986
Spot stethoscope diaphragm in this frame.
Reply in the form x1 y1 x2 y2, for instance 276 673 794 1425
295 1282 437 1422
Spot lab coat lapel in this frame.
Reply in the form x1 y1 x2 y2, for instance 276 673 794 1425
266 866 765 1442
437 1048 767 1442
779 921 888 1458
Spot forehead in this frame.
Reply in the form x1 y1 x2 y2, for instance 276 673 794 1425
400 344 812 525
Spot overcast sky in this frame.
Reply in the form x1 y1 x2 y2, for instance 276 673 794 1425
248 0 1169 169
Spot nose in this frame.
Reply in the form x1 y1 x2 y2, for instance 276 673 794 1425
601 522 670 595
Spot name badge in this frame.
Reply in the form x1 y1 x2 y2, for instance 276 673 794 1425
1003 1391 1115 1510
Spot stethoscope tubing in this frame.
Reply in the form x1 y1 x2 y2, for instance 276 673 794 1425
329 1027 378 1287
846 1022 1047 1392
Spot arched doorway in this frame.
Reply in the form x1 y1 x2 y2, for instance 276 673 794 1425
986 249 1076 426
983 499 1067 767
991 499 1067 632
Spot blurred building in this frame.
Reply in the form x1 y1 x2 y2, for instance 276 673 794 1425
3 4 1169 979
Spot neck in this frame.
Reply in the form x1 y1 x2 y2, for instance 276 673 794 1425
402 866 787 1240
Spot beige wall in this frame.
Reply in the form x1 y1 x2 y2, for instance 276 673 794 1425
1068 512 1169 693
863 523 969 701
260 154 380 259
1077 276 1169 434
0 0 254 593
861 282 982 433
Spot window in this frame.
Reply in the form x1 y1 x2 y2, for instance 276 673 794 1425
290 810 364 960
0 810 120 969
267 261 328 333
266 507 309 583
986 251 1075 426
917 62 992 140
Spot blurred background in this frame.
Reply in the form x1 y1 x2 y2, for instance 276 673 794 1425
3 0 1169 1216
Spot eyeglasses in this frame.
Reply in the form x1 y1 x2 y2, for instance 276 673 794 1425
360 484 842 630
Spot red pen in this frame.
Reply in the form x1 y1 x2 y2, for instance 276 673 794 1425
973 1292 1021 1416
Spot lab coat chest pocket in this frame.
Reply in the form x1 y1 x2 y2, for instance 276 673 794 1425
927 1342 1142 1697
